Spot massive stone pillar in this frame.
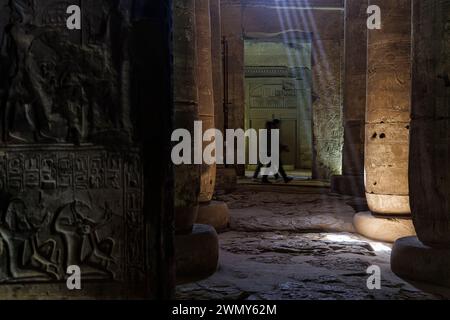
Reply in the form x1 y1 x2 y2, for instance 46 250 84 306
214 1 239 194
221 0 245 177
196 0 217 204
196 0 230 232
391 0 450 287
331 0 367 197
173 0 201 233
173 0 218 283
353 0 416 242
211 0 224 135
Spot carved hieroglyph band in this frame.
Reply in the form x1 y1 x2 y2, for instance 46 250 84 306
0 145 144 284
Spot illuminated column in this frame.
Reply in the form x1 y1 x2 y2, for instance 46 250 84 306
353 0 415 242
392 0 450 287
173 0 218 282
196 0 230 231
331 0 367 197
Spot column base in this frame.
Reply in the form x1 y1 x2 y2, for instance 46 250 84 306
175 224 219 284
353 212 416 243
215 167 237 194
175 206 199 234
197 201 230 232
331 174 365 197
392 236 450 288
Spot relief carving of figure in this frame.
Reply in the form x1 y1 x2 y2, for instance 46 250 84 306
0 0 134 146
0 198 61 281
54 200 116 279
1 1 59 143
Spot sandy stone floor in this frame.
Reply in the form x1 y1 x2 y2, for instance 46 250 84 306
176 184 450 300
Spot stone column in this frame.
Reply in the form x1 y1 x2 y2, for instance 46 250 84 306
173 0 218 283
196 0 217 204
221 0 246 177
331 0 367 197
214 0 239 193
391 0 450 287
353 0 416 243
211 0 224 135
196 0 230 232
174 0 201 233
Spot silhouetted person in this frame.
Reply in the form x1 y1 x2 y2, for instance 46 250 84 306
253 121 272 181
253 119 293 184
263 119 293 184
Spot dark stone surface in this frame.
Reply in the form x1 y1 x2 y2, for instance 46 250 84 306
196 201 230 232
410 0 450 246
392 237 450 288
0 0 175 299
215 167 237 194
175 224 219 284
173 0 201 233
0 1 134 145
331 174 365 197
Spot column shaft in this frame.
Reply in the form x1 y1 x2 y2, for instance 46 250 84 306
331 0 367 196
196 0 217 203
365 0 412 215
354 0 416 242
391 1 450 288
173 0 201 233
409 0 450 246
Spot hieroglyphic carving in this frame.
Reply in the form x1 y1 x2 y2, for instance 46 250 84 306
0 146 144 284
248 81 300 109
0 0 146 295
312 39 344 179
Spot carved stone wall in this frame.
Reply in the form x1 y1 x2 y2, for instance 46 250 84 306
311 38 344 179
330 0 367 196
0 146 143 283
0 1 134 146
0 0 173 299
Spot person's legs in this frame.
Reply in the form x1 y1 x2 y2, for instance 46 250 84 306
278 162 287 180
261 163 272 184
261 174 271 183
278 159 293 183
253 162 263 179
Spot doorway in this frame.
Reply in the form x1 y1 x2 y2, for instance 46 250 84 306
244 35 313 175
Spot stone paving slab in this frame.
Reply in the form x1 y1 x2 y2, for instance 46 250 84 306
177 188 449 300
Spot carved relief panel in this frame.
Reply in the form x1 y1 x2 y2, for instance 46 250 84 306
0 1 147 298
0 0 133 146
0 147 144 290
